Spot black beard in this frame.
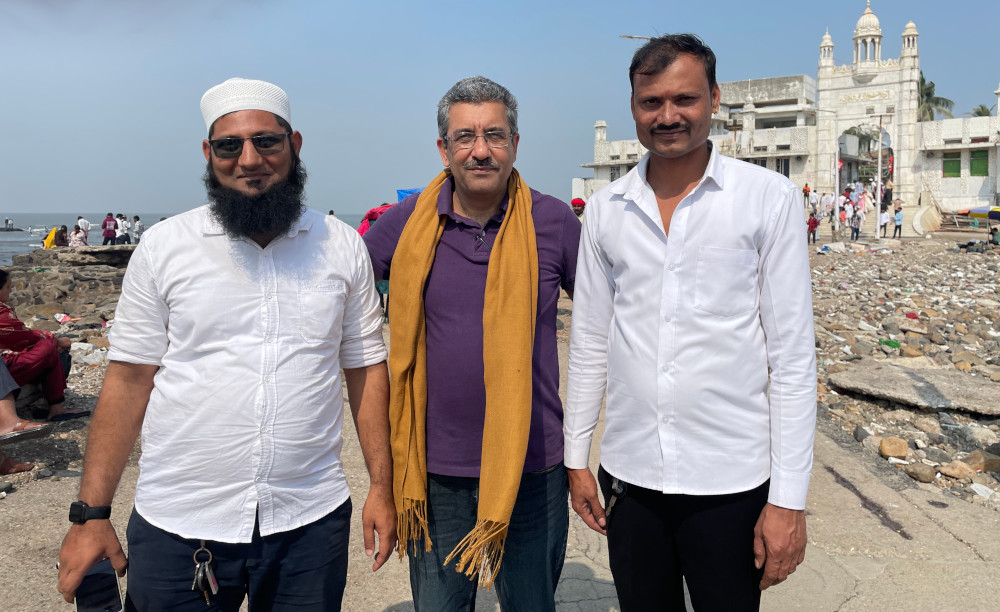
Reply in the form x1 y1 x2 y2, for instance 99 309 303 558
203 159 308 239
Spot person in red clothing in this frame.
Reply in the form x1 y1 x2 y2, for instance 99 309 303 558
807 213 820 244
0 269 88 421
100 212 118 246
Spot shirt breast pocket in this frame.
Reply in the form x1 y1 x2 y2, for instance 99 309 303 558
693 246 759 317
296 280 347 342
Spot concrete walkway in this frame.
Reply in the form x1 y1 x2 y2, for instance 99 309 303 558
4 406 998 611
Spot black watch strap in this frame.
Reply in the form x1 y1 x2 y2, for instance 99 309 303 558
69 501 112 524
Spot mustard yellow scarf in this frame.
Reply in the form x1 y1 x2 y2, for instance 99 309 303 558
388 168 538 587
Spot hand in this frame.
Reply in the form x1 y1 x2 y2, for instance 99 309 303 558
567 467 606 535
57 337 73 349
752 503 807 590
362 484 397 572
57 521 127 603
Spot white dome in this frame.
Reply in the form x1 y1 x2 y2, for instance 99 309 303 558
903 21 918 36
854 1 882 37
821 28 834 47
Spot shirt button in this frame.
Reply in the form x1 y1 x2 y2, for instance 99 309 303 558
661 365 669 374
265 337 273 343
664 314 671 322
266 293 273 300
260 426 267 433
668 264 676 271
263 376 271 383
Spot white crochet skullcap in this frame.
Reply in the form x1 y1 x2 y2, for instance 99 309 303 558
200 78 291 134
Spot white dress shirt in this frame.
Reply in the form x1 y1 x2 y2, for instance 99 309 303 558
564 147 816 510
109 206 387 541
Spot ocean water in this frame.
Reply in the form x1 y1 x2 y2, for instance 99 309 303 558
0 211 365 266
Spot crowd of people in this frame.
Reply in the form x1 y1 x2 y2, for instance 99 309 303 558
805 178 905 243
33 214 147 249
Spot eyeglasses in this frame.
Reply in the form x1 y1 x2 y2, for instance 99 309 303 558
443 130 511 150
208 132 291 159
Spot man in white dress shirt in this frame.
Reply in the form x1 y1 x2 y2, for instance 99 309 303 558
564 35 816 611
57 78 396 611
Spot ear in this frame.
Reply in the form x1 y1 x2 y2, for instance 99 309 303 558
630 92 637 121
290 130 303 155
509 133 520 163
711 83 721 114
202 140 212 162
437 137 449 167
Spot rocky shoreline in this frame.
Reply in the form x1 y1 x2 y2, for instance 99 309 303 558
811 236 1000 510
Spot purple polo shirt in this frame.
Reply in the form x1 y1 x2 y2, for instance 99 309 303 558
363 176 580 477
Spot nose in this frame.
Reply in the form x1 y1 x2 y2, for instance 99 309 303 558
237 139 264 168
657 101 679 126
470 134 492 159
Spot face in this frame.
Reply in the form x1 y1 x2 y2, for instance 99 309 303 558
0 277 10 303
202 110 303 196
437 102 519 202
572 204 585 216
630 53 720 162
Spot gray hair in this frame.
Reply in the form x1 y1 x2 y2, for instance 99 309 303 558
436 76 518 139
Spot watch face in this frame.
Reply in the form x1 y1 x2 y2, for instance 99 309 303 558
69 502 85 523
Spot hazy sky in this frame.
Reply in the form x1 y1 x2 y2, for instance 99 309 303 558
1 0 997 216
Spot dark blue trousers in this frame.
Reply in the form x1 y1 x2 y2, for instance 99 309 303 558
408 462 569 612
124 500 351 612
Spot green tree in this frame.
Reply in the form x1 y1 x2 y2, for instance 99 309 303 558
964 104 996 117
917 71 954 121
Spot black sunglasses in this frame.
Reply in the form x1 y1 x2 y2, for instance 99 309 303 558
208 132 291 159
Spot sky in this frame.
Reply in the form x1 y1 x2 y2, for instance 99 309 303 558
1 0 997 216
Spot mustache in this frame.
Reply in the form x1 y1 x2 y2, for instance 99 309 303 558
652 122 689 132
463 159 500 170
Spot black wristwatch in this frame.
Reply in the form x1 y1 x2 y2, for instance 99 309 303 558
68 501 112 524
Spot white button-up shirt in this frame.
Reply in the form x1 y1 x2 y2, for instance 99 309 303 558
564 148 816 510
109 206 387 541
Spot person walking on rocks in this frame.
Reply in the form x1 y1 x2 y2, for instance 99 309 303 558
57 77 396 611
100 213 117 245
893 205 903 239
850 206 863 242
76 216 91 242
807 212 820 244
114 214 131 244
363 76 580 611
564 34 817 611
132 215 144 243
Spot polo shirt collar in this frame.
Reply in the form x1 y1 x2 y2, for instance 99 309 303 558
437 175 509 225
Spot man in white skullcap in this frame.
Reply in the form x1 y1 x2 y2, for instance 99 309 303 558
57 78 395 611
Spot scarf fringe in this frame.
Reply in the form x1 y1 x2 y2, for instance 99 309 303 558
443 519 508 588
397 498 431 558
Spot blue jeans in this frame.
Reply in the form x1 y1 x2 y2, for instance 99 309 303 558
124 500 351 612
408 463 569 612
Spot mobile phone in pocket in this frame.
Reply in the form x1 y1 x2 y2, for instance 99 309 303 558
75 558 123 612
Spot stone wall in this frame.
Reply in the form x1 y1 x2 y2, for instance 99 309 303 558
6 245 134 333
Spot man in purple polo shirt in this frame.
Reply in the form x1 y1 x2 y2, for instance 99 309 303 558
364 76 580 611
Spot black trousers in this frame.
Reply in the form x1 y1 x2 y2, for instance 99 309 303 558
599 466 768 612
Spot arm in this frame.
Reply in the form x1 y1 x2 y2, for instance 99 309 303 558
343 362 395 571
57 361 158 602
753 184 817 590
564 198 615 535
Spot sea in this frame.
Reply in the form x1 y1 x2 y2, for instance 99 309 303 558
0 211 365 266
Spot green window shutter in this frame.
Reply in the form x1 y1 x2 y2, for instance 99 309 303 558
943 152 961 178
970 150 988 177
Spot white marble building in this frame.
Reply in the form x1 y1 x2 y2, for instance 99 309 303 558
573 1 1000 218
